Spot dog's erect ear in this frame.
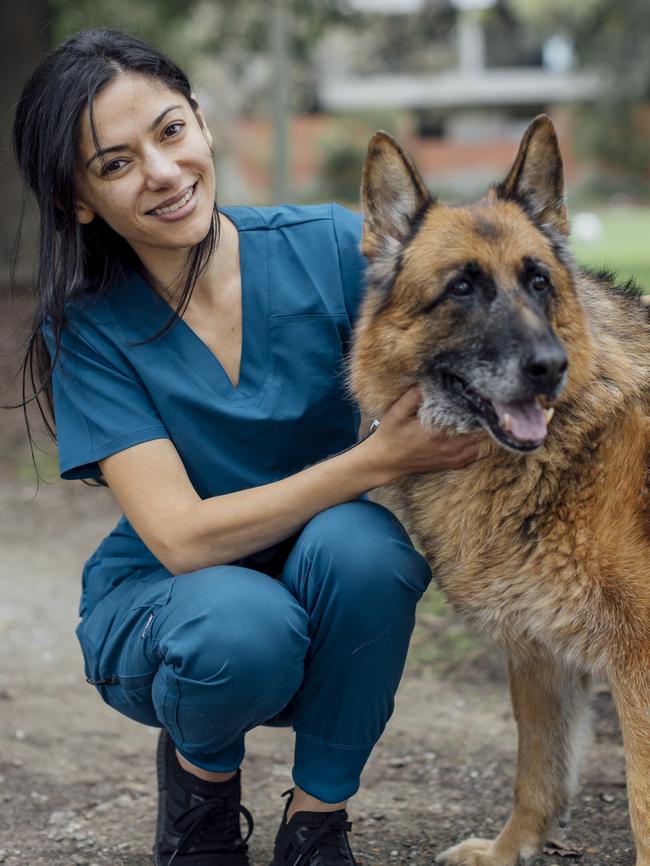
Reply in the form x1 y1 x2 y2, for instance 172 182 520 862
495 115 569 236
361 131 432 257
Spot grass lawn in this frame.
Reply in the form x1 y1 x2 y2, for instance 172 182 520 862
570 206 650 291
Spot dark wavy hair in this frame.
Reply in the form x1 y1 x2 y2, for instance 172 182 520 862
11 28 219 466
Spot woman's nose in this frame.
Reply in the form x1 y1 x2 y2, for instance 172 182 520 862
142 148 182 188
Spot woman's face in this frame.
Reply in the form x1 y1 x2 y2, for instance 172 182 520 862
75 73 216 264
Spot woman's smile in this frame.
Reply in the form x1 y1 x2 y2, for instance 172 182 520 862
74 73 216 271
146 181 199 220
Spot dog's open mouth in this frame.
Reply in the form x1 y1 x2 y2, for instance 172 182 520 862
441 371 553 452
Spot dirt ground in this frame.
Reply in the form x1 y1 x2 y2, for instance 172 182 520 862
0 297 636 865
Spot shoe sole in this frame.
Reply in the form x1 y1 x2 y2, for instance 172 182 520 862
153 728 169 866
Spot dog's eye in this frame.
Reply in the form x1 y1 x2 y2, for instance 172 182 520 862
530 273 549 292
449 279 473 297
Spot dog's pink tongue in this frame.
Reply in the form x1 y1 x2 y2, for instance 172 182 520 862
493 400 548 442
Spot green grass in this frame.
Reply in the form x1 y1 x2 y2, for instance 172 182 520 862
408 585 488 674
570 206 650 290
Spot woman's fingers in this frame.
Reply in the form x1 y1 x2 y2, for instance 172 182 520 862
370 386 490 476
387 384 422 421
447 443 484 468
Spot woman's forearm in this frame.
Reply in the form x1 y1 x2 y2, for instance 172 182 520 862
102 387 483 576
162 435 393 574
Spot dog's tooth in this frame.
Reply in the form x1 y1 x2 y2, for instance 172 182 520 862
545 407 555 424
503 413 512 432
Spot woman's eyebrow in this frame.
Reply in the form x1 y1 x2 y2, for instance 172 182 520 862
149 104 184 133
85 104 185 168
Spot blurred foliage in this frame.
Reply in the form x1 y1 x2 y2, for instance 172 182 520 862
199 0 358 70
346 0 543 77
572 104 650 183
510 0 650 97
512 0 650 183
51 0 361 101
319 139 365 203
348 1 456 75
196 0 361 113
483 2 541 68
43 0 650 191
509 0 600 34
317 112 408 203
51 0 204 68
572 0 650 179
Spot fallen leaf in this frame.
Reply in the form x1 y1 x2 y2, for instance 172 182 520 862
543 839 584 858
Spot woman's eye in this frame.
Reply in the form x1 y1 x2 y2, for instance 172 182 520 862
450 279 473 297
163 122 184 139
101 158 128 176
530 273 549 292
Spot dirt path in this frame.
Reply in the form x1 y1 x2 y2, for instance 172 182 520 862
0 298 636 865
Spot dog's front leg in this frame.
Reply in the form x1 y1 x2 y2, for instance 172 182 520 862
610 665 650 866
436 651 591 866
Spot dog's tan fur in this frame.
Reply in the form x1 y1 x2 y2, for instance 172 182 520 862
350 117 650 865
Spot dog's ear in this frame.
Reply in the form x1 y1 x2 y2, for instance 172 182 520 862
361 131 432 257
495 115 569 236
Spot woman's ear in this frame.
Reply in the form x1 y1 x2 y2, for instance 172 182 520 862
75 200 95 224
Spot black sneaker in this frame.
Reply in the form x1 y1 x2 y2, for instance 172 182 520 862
269 789 357 866
153 729 253 866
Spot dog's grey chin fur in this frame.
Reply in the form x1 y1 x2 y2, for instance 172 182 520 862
418 382 546 455
418 388 479 435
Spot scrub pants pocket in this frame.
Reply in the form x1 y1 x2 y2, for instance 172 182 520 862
76 573 175 727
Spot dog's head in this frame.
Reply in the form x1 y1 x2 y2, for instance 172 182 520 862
352 115 589 454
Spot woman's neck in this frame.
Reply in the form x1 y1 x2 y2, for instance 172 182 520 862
137 212 240 307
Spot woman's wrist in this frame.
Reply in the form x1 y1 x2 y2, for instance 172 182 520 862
346 431 401 490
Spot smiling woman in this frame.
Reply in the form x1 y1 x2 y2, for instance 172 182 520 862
11 27 483 866
75 75 216 263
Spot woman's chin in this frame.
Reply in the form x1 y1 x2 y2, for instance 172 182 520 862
135 213 215 254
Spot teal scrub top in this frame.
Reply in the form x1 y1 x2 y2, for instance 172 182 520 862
44 203 367 613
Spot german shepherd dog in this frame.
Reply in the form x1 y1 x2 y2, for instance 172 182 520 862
349 116 650 865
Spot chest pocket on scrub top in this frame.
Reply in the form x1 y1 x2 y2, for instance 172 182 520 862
267 315 358 469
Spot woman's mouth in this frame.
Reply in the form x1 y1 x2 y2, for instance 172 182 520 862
147 182 198 219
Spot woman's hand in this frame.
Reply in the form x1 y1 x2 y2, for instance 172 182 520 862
363 385 485 481
100 385 484 574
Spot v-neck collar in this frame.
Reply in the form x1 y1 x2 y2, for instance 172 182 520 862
123 207 270 403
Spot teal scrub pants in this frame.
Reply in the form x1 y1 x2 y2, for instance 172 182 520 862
77 500 431 803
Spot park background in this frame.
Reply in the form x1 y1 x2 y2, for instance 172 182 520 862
0 1 648 864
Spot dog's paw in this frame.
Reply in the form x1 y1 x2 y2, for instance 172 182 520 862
435 837 529 866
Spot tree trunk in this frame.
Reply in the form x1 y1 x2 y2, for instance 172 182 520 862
0 0 52 293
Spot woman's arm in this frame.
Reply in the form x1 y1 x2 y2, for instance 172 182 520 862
99 386 482 575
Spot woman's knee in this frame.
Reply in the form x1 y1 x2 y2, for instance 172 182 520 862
295 500 432 602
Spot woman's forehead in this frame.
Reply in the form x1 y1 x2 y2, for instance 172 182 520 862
78 73 186 150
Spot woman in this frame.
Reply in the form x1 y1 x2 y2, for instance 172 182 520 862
13 29 482 866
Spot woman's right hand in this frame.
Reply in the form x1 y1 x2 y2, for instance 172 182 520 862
100 385 485 575
363 385 485 480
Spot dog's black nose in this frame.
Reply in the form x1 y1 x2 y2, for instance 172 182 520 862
522 345 568 392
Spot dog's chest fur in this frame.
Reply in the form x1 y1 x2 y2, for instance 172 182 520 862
382 405 650 672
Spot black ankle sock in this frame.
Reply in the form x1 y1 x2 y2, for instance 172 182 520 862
169 744 240 797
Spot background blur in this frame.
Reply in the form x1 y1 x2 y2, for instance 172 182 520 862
2 0 650 297
0 7 645 863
